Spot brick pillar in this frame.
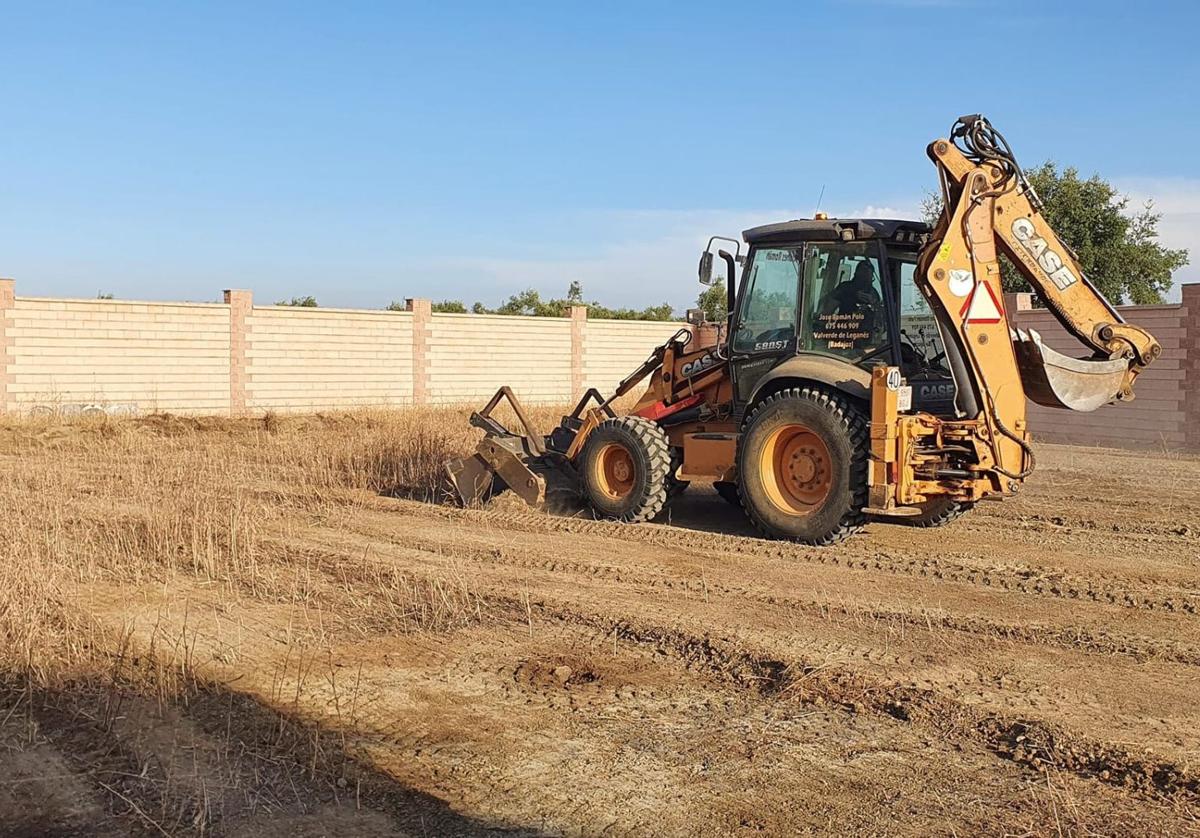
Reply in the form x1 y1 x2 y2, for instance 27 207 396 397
1182 283 1200 452
224 289 252 416
570 305 587 397
406 298 431 405
694 322 721 349
0 278 13 414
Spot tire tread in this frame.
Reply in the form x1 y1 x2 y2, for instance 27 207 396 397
587 416 672 523
739 387 869 545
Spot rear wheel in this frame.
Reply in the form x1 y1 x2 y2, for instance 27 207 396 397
579 416 671 522
901 498 974 528
737 387 868 545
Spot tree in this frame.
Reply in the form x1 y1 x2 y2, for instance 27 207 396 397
386 299 467 313
697 281 727 322
276 295 318 307
922 163 1187 304
473 283 678 321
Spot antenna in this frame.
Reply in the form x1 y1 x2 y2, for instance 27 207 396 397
814 184 826 214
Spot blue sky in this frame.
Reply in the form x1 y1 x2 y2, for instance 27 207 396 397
2 0 1198 310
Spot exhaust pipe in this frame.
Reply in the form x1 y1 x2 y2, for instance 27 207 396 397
1012 329 1132 412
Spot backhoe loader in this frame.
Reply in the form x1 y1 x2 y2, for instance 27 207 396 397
445 115 1162 544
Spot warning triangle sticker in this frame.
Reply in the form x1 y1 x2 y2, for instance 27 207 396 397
959 281 1004 325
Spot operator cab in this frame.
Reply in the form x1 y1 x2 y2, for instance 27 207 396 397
704 217 960 417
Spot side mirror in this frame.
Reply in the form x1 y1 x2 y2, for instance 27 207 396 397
698 251 715 286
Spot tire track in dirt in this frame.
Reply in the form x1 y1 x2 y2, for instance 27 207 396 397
971 509 1200 545
301 506 1200 667
95 580 1179 837
432 504 1200 615
359 528 1200 668
278 520 1200 807
267 494 1200 808
522 595 1200 806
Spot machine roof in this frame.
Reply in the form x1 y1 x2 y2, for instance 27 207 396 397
742 218 930 245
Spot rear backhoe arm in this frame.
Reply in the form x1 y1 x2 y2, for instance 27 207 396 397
925 115 1161 410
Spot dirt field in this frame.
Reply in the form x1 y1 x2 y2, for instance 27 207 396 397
1 411 1198 836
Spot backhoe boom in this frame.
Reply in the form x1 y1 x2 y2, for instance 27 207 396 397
928 116 1161 405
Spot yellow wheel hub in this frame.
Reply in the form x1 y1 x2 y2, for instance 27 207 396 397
759 424 832 514
595 442 636 500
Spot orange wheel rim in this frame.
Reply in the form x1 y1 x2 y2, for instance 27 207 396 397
758 424 831 514
595 442 636 500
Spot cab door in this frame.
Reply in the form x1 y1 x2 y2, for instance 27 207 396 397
795 240 892 367
728 245 803 404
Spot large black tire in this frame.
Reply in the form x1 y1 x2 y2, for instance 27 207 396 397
737 387 869 545
900 498 974 528
579 416 671 522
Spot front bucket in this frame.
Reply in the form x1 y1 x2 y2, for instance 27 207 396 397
1012 329 1131 412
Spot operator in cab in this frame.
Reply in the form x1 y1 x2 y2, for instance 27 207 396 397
826 261 882 329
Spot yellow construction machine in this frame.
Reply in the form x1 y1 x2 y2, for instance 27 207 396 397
445 115 1161 544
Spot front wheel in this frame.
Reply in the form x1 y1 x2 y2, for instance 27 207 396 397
579 416 672 522
737 388 868 545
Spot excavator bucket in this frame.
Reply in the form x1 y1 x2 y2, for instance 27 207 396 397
1012 328 1132 412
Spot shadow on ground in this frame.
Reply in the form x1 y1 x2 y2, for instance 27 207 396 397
0 677 542 837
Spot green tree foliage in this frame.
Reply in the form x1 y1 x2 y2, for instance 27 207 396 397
697 281 728 322
472 284 677 321
922 163 1187 304
386 299 467 312
276 295 318 307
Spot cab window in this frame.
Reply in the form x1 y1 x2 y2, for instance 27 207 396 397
892 254 952 379
732 247 801 353
799 242 887 362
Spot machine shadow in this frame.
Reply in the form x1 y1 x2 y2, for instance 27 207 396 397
649 487 760 537
3 677 544 838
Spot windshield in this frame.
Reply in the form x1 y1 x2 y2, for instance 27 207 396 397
732 247 801 353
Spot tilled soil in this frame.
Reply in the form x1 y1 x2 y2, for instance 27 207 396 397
7 442 1200 835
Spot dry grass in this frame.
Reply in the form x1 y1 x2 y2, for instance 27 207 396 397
0 404 564 689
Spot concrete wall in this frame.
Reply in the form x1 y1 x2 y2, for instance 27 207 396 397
0 277 1193 452
0 281 686 416
425 313 573 404
583 319 690 392
1007 284 1198 451
3 294 230 414
244 304 415 411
